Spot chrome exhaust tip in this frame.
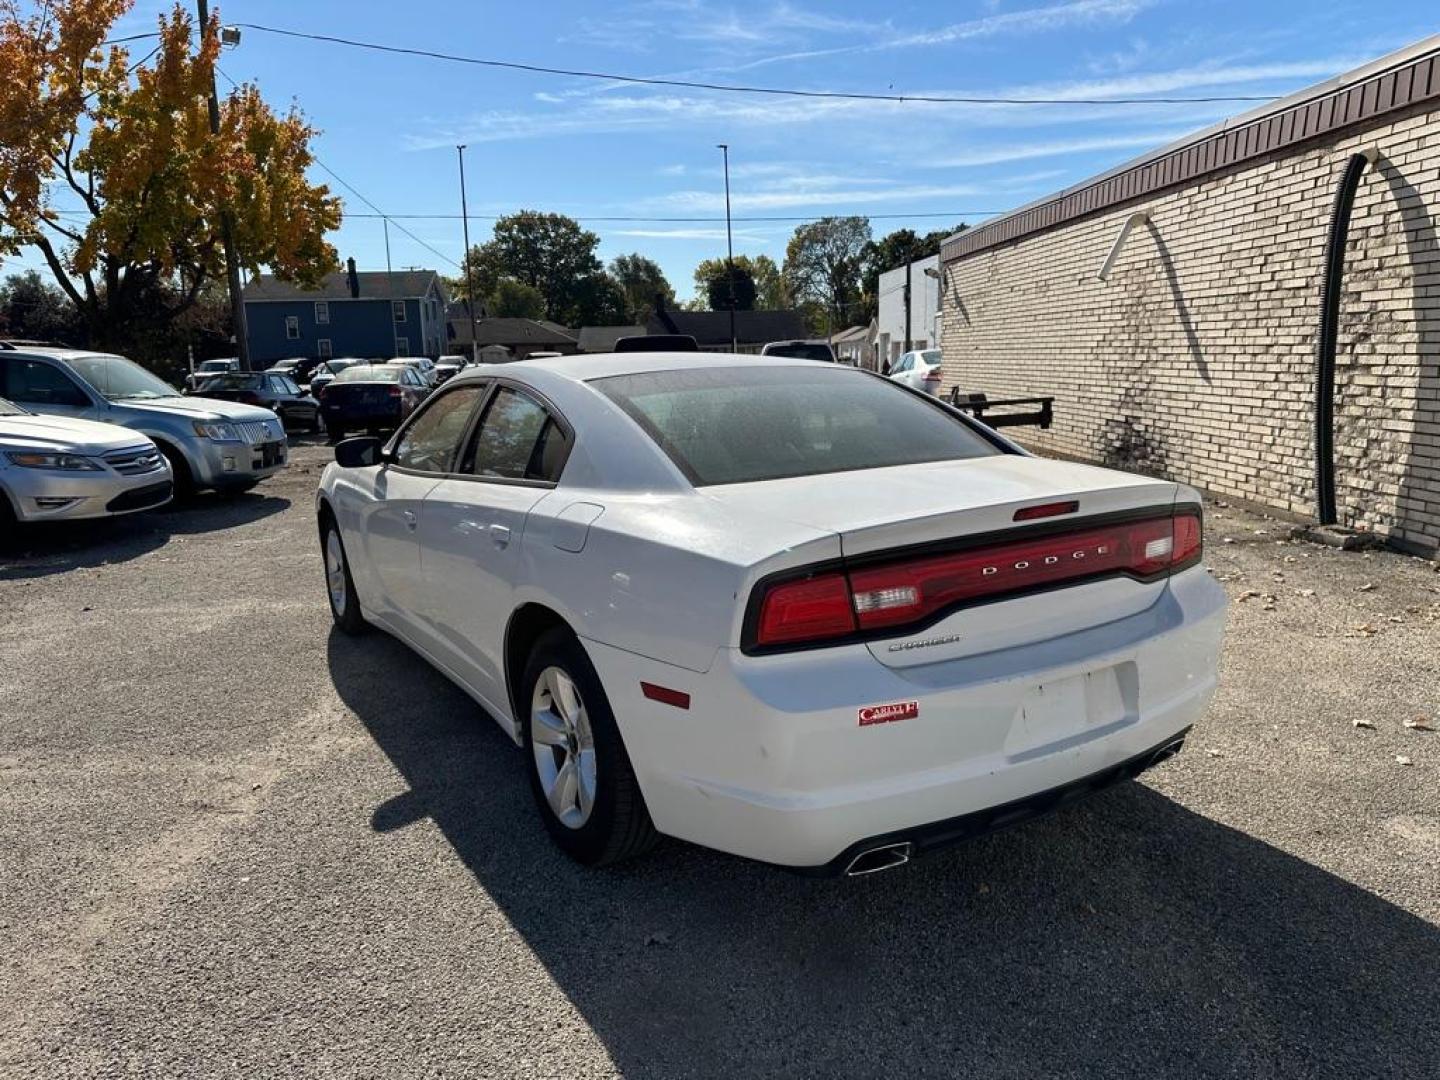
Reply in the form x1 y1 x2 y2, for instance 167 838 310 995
844 841 913 877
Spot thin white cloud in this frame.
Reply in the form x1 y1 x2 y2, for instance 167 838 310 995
649 183 989 213
408 51 1355 151
612 227 772 242
928 130 1192 167
562 0 889 53
720 0 1153 72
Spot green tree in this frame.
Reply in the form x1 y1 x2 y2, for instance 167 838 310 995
463 211 603 325
608 253 673 324
0 2 341 357
571 272 628 326
749 254 786 309
696 260 756 311
488 277 545 319
692 254 788 311
783 217 872 334
0 270 84 343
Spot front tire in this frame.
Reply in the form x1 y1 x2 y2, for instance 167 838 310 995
158 444 195 502
520 628 658 866
322 519 368 635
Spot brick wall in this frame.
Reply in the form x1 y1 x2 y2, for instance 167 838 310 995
940 104 1440 555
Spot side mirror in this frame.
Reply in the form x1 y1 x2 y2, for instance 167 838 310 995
334 435 383 468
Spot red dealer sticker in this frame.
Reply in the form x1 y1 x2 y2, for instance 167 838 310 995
858 700 920 726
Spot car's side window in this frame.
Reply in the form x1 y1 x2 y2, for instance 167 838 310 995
1 357 90 407
462 387 568 483
392 385 487 473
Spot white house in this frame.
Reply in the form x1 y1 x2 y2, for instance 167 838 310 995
876 253 941 371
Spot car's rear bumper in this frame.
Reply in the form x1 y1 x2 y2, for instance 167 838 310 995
584 566 1225 870
322 402 404 428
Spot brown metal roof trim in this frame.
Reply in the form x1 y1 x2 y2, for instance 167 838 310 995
942 43 1440 264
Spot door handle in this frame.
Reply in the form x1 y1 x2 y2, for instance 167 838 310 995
403 510 417 532
489 523 511 548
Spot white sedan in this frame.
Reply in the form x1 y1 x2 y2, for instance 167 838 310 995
318 353 1225 874
888 347 945 395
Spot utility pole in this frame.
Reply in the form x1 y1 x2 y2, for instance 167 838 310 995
457 145 480 361
717 143 737 352
197 0 249 369
903 257 912 354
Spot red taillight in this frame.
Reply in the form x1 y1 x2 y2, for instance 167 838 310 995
754 571 856 647
747 510 1202 650
1013 500 1079 521
389 385 404 398
922 369 942 382
1173 511 1203 566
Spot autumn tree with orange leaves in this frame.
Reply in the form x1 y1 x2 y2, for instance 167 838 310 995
0 1 340 354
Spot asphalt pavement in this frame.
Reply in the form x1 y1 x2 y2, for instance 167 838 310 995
1 442 1437 1079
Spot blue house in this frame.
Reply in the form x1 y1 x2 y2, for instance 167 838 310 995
242 261 448 364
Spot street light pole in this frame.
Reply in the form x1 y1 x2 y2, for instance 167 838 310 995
457 145 480 361
717 143 737 352
196 0 249 369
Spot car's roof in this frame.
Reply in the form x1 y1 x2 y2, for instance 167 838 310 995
0 346 123 362
452 350 836 387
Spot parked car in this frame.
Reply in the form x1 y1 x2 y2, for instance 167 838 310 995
0 396 172 527
0 345 286 496
760 339 838 363
318 354 1224 873
266 357 328 387
888 348 943 395
190 371 320 433
433 355 469 385
308 358 366 399
386 357 438 387
184 357 241 391
319 364 429 440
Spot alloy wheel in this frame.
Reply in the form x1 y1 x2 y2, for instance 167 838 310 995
325 530 348 616
530 665 598 829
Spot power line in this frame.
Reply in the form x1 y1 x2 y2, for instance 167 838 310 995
309 158 461 269
233 22 1279 106
45 208 991 225
101 31 162 45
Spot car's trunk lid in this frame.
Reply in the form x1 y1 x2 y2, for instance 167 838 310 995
707 456 1181 665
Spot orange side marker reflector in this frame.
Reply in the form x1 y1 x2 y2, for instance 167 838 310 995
641 682 691 709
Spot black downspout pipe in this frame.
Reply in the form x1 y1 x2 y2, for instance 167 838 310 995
1313 152 1373 525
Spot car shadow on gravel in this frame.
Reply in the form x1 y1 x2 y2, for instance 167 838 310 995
329 629 1440 1080
0 491 290 580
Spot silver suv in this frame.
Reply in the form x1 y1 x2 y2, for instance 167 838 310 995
0 345 287 495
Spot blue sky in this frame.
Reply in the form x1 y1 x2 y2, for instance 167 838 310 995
17 0 1440 302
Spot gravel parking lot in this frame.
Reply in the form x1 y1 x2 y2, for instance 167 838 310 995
2 441 1438 1079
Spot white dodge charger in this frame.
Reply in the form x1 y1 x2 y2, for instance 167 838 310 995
317 353 1225 875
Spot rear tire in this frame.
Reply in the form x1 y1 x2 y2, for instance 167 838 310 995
520 628 659 866
322 518 368 636
328 424 346 443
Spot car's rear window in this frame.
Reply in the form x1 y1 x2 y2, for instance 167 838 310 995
334 366 402 383
199 374 262 390
764 343 833 362
594 366 999 486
